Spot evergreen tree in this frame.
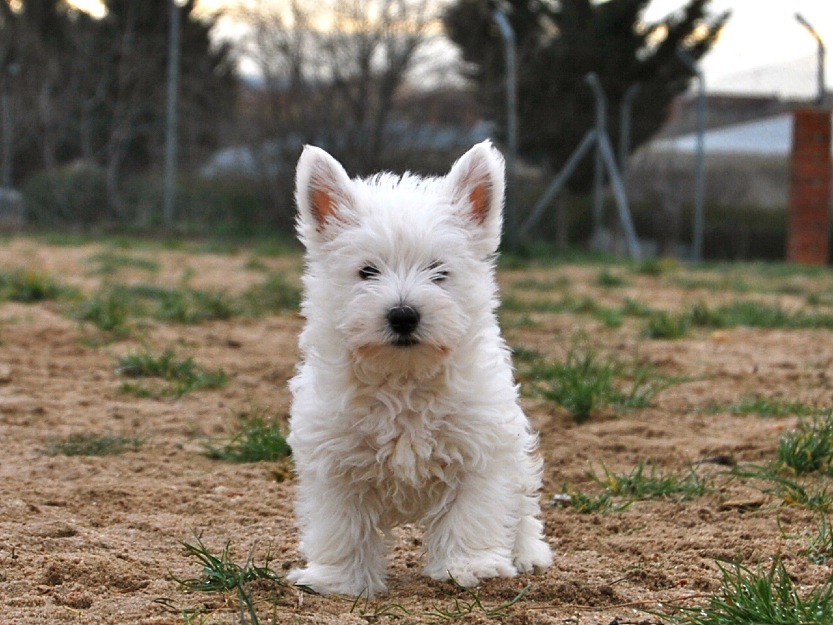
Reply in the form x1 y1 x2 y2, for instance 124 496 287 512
444 0 729 191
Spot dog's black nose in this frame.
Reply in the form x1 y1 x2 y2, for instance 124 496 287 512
387 305 420 337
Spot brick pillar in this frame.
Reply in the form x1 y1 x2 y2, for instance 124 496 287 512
787 108 831 265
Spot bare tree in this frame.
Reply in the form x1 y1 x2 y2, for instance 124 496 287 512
234 0 438 173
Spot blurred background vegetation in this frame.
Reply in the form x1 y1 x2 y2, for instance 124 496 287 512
0 0 822 260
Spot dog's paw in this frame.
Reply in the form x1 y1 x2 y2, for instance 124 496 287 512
513 538 554 574
287 564 387 597
425 554 517 587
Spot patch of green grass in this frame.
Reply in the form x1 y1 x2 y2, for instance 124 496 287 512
175 535 283 625
426 577 530 622
644 310 691 339
499 293 564 314
203 408 291 463
75 273 299 332
666 559 833 625
348 595 411 622
633 257 667 276
776 479 833 513
116 349 228 397
529 346 615 423
501 293 624 328
0 268 74 302
711 300 792 327
105 283 239 324
672 275 752 293
74 288 134 336
176 289 237 323
86 251 160 276
241 273 301 314
620 297 653 318
153 286 238 324
551 486 626 514
689 300 833 330
597 268 627 288
251 237 299 257
194 239 243 255
500 312 539 329
554 462 710 514
706 396 824 418
643 299 833 337
243 257 270 272
806 515 833 565
510 346 543 365
806 292 833 307
732 464 833 514
47 433 143 457
522 343 676 422
593 307 624 328
592 462 711 502
36 233 96 247
776 413 833 476
510 276 572 291
750 262 829 279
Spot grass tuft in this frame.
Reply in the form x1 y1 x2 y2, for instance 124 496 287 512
554 462 710 513
706 396 825 418
644 310 691 339
551 486 628 514
116 349 228 398
0 268 74 302
86 251 160 276
776 412 833 476
522 343 676 423
175 535 283 625
806 515 833 565
75 288 134 337
667 559 833 625
597 268 627 288
426 576 530 621
203 408 291 463
241 273 302 315
592 461 711 502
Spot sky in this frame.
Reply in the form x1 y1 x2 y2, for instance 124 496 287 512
69 0 833 100
645 0 833 99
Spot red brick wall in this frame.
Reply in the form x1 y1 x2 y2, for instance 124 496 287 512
787 109 831 265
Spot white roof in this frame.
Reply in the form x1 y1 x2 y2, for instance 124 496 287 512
649 113 818 156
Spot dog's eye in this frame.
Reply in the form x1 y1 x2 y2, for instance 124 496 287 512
428 262 448 283
359 265 381 280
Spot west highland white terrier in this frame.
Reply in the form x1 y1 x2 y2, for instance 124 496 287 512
287 141 553 597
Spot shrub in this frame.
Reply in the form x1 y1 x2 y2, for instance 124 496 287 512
23 163 109 226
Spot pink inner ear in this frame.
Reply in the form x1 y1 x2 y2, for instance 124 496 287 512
310 188 336 231
468 181 491 224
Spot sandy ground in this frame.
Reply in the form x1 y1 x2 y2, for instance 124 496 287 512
0 238 831 624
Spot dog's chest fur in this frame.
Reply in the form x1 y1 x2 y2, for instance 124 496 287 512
344 382 489 522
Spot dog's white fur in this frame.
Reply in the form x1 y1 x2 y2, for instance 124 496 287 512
287 141 553 597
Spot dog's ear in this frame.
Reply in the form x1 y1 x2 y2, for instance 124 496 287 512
295 145 354 240
446 141 505 250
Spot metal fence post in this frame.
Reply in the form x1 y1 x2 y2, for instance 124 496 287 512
163 0 183 230
590 75 607 245
678 51 706 263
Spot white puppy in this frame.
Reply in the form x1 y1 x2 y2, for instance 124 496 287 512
287 141 552 597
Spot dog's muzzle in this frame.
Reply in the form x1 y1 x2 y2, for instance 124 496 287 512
387 305 420 346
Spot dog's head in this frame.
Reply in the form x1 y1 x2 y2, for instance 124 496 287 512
295 141 505 379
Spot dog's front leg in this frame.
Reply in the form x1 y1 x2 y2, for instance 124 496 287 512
287 478 387 597
421 470 518 587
